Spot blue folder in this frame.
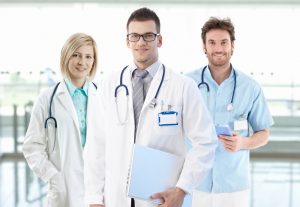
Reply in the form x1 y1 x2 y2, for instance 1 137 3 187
127 144 192 206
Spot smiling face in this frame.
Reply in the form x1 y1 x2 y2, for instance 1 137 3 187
126 20 162 69
204 29 234 69
67 44 94 87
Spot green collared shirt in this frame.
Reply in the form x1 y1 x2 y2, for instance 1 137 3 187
65 79 88 148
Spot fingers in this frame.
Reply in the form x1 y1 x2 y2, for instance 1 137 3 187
218 134 233 141
232 131 238 136
151 192 163 199
219 136 238 152
224 145 236 152
151 192 165 205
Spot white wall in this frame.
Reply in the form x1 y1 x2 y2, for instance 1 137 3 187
0 4 299 85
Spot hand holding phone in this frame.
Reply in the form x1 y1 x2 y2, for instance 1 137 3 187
215 125 232 136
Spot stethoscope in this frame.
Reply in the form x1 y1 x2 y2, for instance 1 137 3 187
44 81 97 152
114 64 165 125
198 65 236 112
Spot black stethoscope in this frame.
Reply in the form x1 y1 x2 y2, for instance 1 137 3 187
44 81 97 152
114 64 166 124
198 65 236 112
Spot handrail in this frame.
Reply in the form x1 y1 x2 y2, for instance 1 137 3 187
251 141 300 162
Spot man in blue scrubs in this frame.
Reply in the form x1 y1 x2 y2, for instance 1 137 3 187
187 17 274 207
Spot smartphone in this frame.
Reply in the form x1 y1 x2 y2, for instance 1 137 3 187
215 125 232 136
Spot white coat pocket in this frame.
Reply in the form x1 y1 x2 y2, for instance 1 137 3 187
47 172 67 207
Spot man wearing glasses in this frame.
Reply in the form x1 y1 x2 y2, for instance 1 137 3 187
84 7 217 207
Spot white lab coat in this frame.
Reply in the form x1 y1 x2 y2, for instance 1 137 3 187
23 80 98 207
84 64 217 207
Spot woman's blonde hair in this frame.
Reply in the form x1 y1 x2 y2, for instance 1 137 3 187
60 33 98 79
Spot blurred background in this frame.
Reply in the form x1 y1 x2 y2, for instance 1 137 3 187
0 0 299 206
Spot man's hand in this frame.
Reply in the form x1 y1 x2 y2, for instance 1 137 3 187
151 187 186 207
218 132 244 152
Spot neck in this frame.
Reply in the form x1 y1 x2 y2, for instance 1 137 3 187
208 63 231 85
71 78 86 88
134 57 158 70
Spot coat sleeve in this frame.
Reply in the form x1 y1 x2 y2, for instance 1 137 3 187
22 90 58 182
84 89 106 205
176 78 218 193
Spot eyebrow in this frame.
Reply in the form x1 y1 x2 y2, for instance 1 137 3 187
207 39 230 42
73 52 93 55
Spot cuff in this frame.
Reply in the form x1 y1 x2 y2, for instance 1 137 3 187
85 195 104 206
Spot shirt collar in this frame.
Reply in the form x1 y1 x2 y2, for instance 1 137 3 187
64 79 89 96
206 64 235 84
132 60 161 78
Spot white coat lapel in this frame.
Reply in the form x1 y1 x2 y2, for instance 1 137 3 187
86 82 97 122
56 81 80 130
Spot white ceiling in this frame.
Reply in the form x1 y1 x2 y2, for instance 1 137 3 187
1 0 300 4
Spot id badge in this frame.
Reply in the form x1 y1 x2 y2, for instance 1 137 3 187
234 119 248 131
158 111 178 126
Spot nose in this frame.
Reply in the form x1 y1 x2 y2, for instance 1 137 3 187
214 43 223 52
137 36 147 45
78 56 86 65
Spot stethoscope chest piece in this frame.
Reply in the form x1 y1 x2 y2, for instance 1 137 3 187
149 98 157 109
227 103 234 112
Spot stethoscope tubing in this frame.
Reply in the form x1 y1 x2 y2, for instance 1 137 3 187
44 82 60 128
114 65 129 98
44 81 97 151
114 64 166 124
198 65 236 109
114 64 165 104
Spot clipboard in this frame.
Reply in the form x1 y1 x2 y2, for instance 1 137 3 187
127 144 192 206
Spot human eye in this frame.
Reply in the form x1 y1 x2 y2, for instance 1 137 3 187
128 33 140 41
145 33 155 38
86 55 93 60
72 53 79 58
208 40 215 46
131 33 139 38
221 40 228 46
144 33 156 40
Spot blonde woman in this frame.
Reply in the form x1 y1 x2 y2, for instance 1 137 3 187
23 33 99 207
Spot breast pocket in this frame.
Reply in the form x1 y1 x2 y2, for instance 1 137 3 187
153 105 182 136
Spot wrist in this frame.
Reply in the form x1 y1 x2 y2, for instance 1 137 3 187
175 187 186 196
241 136 249 149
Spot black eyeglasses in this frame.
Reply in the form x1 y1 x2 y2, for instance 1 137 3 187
127 32 160 42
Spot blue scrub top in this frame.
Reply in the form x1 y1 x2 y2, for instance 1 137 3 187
187 66 274 193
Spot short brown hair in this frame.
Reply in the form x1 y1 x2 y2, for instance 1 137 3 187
201 17 235 44
126 7 161 33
